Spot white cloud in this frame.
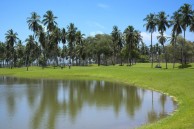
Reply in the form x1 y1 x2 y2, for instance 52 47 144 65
97 3 109 9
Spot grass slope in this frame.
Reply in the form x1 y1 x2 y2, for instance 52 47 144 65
0 63 194 129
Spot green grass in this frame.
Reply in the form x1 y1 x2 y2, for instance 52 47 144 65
0 63 194 129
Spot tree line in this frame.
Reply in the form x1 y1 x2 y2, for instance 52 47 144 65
0 3 194 70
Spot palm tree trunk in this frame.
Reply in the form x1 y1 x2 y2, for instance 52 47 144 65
173 36 177 69
113 45 116 65
26 55 29 71
163 44 167 69
128 43 131 66
181 30 185 68
97 54 100 66
151 32 153 68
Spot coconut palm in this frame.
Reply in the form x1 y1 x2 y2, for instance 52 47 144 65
67 23 77 64
111 26 120 65
25 35 35 71
5 29 18 49
190 14 194 32
16 40 25 67
0 42 6 67
144 13 157 68
75 30 85 65
179 3 193 65
37 25 47 68
42 10 58 33
157 11 170 36
117 32 123 66
132 30 142 64
42 10 58 66
27 12 41 37
156 11 169 69
50 27 61 67
157 32 168 69
124 25 136 66
5 29 18 68
61 28 66 48
170 11 182 68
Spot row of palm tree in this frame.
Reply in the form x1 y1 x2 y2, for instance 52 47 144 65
23 10 143 68
1 3 194 69
144 3 194 69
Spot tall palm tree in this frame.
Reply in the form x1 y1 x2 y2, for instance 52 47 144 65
133 30 142 64
67 23 77 64
37 25 47 68
124 25 135 66
25 35 35 71
5 29 18 68
156 11 170 69
111 26 120 65
170 11 182 68
144 13 157 68
42 11 57 66
27 12 41 38
0 42 6 67
117 32 123 66
179 3 193 65
75 30 85 65
42 10 57 33
50 27 61 67
157 33 168 69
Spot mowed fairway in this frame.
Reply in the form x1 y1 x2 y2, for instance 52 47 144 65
0 63 194 129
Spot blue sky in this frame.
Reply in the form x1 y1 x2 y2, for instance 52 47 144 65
0 0 194 45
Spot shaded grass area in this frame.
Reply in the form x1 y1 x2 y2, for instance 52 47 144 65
0 63 194 129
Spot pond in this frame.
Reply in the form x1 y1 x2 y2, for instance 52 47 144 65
0 76 177 129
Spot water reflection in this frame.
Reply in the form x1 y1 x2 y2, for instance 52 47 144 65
0 76 177 129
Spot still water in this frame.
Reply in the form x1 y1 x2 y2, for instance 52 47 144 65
0 76 177 129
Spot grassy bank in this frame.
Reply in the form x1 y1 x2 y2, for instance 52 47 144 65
0 63 194 129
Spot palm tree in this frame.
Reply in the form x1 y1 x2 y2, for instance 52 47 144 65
61 28 66 48
179 3 193 65
5 29 18 68
144 13 157 68
50 27 61 67
27 12 41 38
111 26 120 65
67 23 77 65
157 32 168 69
16 40 25 67
25 35 35 71
156 11 170 69
0 42 6 67
133 30 142 64
37 25 47 68
42 11 57 66
42 10 57 33
190 14 194 32
124 25 135 66
5 29 18 49
75 30 85 65
117 32 123 66
170 11 182 68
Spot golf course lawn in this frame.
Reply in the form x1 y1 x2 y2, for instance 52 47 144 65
0 63 194 129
